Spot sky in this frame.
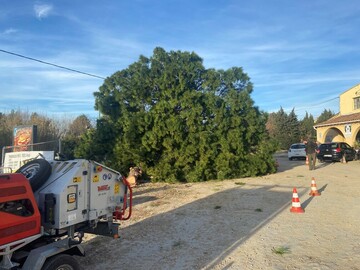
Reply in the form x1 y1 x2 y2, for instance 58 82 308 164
1 0 360 121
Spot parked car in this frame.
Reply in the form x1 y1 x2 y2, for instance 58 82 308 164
317 142 356 162
288 143 306 160
356 149 360 160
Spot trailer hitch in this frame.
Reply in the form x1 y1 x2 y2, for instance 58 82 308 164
68 232 83 247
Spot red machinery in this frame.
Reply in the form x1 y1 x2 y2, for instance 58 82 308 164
0 158 132 270
0 174 41 246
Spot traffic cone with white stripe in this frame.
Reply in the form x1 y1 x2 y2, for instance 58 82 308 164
309 177 321 196
290 187 304 213
305 155 309 165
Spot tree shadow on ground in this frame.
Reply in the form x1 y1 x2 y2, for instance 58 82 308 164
275 152 335 173
316 161 335 170
132 195 158 206
79 184 308 270
275 152 306 172
132 185 171 196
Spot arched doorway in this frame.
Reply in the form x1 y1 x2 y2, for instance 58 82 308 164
355 127 360 147
324 127 344 142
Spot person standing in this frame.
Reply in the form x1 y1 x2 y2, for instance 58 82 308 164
305 137 318 170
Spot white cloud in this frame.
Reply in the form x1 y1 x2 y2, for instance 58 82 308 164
34 4 53 20
3 28 18 35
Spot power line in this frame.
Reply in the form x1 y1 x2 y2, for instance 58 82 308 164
0 48 342 114
308 97 339 107
290 97 339 113
0 49 106 80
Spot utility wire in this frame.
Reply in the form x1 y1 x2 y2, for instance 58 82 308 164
292 97 339 113
0 49 106 80
308 97 339 107
0 49 341 112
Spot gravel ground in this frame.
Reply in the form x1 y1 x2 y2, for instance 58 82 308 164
78 153 360 270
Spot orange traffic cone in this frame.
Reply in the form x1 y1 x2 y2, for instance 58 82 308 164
309 177 321 196
290 187 304 213
305 155 309 165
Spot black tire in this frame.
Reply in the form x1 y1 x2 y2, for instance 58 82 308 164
42 254 81 270
16 159 52 192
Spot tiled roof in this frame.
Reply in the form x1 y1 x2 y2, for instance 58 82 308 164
314 112 360 127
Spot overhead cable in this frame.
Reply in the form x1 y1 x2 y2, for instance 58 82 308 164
0 49 106 80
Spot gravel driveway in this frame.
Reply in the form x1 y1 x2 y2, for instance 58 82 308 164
78 153 360 270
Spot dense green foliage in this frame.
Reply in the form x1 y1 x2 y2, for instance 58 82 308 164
61 115 92 159
315 109 335 124
0 111 59 152
0 113 12 151
266 108 334 150
0 111 91 160
77 47 278 182
267 108 318 150
267 108 300 150
0 49 337 182
300 112 316 139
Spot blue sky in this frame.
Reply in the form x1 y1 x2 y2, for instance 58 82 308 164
1 0 360 121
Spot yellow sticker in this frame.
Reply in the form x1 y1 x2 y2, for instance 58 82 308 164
93 175 99 182
73 177 81 183
114 183 120 194
68 193 76 203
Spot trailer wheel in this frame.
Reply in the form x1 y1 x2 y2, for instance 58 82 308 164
42 254 80 270
16 159 52 192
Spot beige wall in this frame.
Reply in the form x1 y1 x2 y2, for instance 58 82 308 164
339 83 360 115
315 84 360 147
316 123 360 147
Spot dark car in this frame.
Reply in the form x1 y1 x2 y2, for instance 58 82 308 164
317 142 356 162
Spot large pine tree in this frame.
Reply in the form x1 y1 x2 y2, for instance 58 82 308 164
78 47 277 182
